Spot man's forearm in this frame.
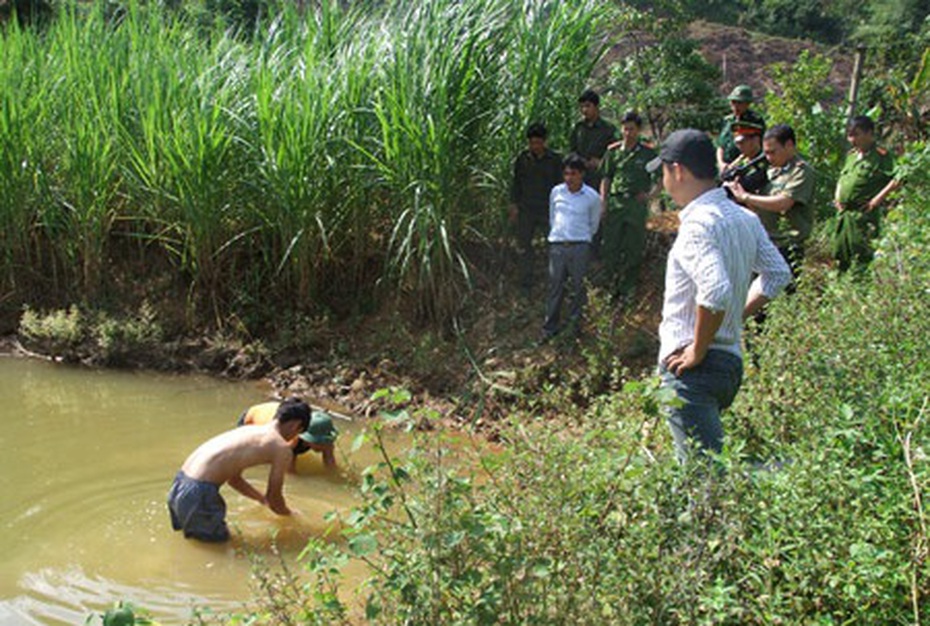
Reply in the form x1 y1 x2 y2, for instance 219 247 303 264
744 284 771 320
739 192 794 214
693 306 726 360
868 178 901 211
228 475 264 503
265 492 291 516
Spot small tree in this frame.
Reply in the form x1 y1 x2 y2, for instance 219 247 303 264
763 50 847 220
606 7 721 140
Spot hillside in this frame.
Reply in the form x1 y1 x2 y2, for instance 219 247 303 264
689 21 855 102
600 20 856 109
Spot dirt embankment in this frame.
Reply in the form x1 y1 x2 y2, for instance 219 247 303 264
688 21 854 101
600 20 855 108
5 214 678 434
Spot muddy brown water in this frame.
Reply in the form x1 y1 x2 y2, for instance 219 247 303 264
0 356 397 625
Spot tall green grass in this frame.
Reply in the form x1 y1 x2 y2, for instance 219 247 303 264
0 0 607 326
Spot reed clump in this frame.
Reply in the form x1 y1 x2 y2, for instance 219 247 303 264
0 0 608 329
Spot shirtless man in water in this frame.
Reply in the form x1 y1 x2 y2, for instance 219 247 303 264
167 398 311 542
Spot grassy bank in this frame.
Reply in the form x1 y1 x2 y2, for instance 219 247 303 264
0 0 607 331
238 152 926 624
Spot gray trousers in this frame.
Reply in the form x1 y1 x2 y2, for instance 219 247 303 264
543 241 590 337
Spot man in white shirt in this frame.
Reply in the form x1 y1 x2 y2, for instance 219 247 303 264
542 153 602 342
646 129 791 462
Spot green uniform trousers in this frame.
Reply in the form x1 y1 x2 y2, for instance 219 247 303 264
832 210 879 273
602 199 647 298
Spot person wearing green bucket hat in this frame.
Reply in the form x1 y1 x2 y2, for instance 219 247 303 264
238 399 338 469
716 84 766 173
298 410 338 467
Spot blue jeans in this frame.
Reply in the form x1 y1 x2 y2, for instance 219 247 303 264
660 349 744 463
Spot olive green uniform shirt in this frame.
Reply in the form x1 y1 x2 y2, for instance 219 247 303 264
835 146 895 213
570 117 617 188
756 156 815 246
716 109 766 164
601 140 657 207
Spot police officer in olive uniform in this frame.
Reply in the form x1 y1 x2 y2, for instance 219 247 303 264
570 89 618 191
832 115 899 273
598 111 657 300
725 124 814 279
716 84 766 174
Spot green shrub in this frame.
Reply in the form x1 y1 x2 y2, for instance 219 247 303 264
18 302 164 366
19 305 84 360
92 301 163 366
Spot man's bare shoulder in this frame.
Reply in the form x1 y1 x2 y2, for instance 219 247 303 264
182 423 290 484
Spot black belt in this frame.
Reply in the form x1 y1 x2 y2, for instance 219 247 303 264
550 240 589 246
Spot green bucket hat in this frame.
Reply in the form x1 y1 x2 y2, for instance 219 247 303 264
299 410 338 445
727 84 754 103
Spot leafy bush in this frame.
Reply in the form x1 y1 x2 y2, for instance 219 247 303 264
18 302 163 366
19 304 84 360
93 301 163 366
607 6 723 138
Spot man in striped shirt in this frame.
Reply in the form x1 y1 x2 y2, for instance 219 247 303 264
646 129 791 462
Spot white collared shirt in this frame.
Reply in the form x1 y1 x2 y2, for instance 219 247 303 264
659 188 791 363
548 183 601 243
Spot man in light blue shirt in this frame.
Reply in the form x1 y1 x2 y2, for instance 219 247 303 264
542 153 602 342
646 129 791 462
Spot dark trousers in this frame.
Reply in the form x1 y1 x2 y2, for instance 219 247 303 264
601 199 647 299
543 242 591 337
515 209 549 291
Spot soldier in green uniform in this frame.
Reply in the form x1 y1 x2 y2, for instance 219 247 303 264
510 122 564 294
716 84 766 173
725 124 814 278
598 111 657 300
570 89 618 191
832 115 899 273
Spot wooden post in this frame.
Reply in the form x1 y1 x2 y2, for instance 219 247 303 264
846 44 867 122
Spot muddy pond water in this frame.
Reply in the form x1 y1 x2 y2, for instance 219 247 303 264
0 356 394 625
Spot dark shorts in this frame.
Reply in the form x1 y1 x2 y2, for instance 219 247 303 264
167 471 230 542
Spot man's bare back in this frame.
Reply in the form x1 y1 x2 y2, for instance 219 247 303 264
168 400 311 541
182 424 292 485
